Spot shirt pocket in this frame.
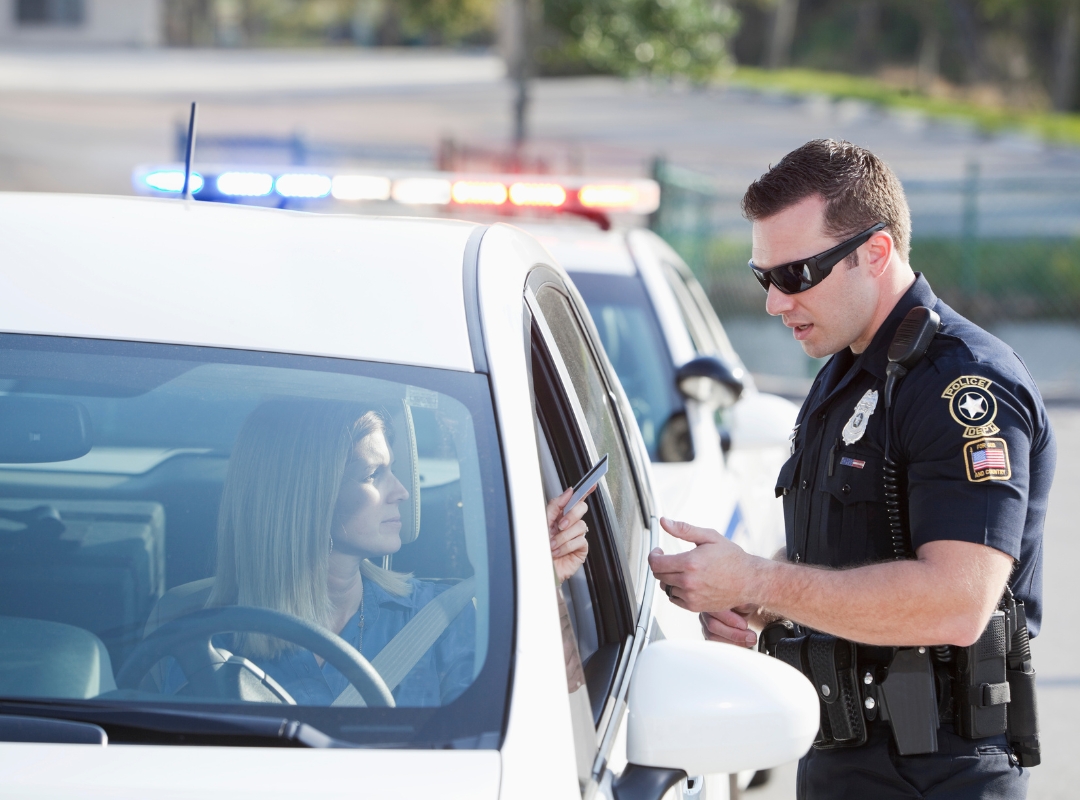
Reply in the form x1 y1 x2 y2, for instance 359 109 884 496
820 450 888 562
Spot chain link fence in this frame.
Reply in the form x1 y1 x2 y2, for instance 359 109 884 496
649 159 1080 395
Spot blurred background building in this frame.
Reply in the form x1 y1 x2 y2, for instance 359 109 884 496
0 0 160 45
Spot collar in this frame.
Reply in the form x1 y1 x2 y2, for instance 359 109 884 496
806 274 938 414
855 273 939 383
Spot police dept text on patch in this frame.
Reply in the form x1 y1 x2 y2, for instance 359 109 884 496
964 438 1011 482
942 376 1000 438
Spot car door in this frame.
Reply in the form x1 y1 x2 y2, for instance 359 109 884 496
524 266 662 797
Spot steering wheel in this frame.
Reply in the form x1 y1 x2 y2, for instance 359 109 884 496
116 606 394 707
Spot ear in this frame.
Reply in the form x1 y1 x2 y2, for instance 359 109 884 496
866 230 894 278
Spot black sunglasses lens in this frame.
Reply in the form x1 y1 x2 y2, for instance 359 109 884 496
751 261 816 294
772 263 812 294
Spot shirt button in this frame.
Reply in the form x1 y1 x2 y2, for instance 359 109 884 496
842 484 851 494
818 412 827 421
801 480 808 490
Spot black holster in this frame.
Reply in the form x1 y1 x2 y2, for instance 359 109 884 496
760 623 940 755
760 623 867 750
1004 596 1041 767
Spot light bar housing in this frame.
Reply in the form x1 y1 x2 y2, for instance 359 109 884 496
132 165 661 216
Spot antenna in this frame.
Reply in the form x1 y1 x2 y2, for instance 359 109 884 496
181 102 198 200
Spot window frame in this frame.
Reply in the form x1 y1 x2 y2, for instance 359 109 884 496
0 332 516 749
523 268 660 792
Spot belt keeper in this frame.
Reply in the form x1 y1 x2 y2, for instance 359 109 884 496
965 682 1011 707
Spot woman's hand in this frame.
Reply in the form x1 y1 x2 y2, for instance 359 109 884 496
547 486 592 584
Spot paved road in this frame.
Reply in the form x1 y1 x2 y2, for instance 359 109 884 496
747 404 1080 800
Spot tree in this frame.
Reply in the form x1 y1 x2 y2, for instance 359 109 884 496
541 0 739 81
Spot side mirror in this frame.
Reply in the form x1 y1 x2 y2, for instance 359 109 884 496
675 356 744 409
626 640 818 777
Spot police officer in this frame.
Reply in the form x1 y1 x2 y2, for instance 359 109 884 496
648 139 1055 799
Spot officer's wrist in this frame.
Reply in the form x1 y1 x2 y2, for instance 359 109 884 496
747 556 785 612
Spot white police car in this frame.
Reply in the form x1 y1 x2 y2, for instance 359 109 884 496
0 193 815 799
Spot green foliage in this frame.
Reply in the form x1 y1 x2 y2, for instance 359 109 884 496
396 0 497 43
730 66 1080 147
540 0 739 81
681 234 1080 324
169 0 498 46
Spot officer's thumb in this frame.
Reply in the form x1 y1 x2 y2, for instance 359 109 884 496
660 517 721 546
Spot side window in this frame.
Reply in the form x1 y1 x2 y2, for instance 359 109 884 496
662 259 745 370
534 285 649 595
661 259 717 356
570 272 687 463
530 318 636 790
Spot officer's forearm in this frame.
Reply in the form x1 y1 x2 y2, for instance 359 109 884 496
748 539 1014 647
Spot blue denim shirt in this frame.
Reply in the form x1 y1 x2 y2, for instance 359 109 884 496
163 578 475 707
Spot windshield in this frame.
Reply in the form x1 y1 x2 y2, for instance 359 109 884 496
569 272 686 462
0 334 512 748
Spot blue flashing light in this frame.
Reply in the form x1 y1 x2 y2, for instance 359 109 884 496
275 173 332 199
217 172 274 197
144 170 204 194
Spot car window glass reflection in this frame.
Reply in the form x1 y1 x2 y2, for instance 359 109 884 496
534 287 647 593
571 272 687 462
0 336 514 746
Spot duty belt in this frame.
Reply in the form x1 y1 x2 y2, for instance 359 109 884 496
758 592 1040 765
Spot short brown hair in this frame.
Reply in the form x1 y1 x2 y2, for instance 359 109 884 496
741 139 911 262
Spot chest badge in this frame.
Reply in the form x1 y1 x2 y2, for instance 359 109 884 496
842 389 878 446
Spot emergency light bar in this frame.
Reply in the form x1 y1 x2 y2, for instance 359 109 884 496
132 165 661 216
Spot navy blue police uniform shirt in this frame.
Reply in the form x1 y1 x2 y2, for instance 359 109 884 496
775 274 1055 636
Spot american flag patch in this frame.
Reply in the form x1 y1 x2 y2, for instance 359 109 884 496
839 457 866 469
964 438 1011 482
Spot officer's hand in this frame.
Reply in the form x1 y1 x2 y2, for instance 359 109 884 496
648 517 753 613
700 605 759 648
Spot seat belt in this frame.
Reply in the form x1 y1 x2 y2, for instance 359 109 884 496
332 577 476 706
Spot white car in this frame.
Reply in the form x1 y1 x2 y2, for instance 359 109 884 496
522 224 798 585
0 194 816 800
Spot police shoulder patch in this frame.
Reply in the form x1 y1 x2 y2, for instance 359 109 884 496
964 438 1011 482
942 375 1000 438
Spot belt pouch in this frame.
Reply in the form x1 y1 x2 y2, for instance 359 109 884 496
773 635 808 674
807 634 867 749
879 647 939 755
955 610 1010 739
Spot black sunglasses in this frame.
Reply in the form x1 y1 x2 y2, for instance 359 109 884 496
749 222 887 295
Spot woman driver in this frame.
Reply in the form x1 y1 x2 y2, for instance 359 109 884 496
191 399 589 707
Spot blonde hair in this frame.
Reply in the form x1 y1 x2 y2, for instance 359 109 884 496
209 399 411 658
